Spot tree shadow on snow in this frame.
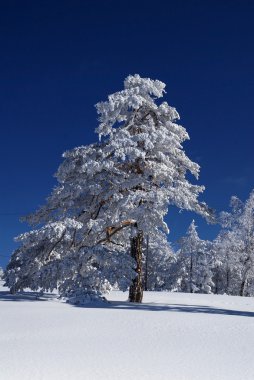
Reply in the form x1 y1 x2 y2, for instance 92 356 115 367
73 300 254 318
0 290 56 302
2 289 254 318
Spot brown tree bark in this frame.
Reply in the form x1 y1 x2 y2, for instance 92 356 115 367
240 279 246 297
144 235 149 291
129 231 144 303
240 256 251 296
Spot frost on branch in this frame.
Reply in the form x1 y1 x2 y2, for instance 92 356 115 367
4 74 212 303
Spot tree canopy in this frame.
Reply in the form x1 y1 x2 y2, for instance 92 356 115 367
4 75 211 303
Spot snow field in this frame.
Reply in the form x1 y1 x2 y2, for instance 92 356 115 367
1 283 254 380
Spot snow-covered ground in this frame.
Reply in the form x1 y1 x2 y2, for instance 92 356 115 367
1 282 254 380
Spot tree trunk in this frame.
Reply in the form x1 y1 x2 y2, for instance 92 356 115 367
144 235 149 291
240 258 250 297
240 279 246 297
190 253 193 293
214 272 218 295
226 267 230 294
129 231 143 303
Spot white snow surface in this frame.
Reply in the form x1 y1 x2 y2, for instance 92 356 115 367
1 281 254 380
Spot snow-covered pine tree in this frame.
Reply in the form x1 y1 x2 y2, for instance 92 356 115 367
143 232 174 291
218 191 254 296
4 74 212 303
173 220 213 293
211 230 240 295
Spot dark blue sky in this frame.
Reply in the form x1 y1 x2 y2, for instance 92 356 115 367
1 0 254 266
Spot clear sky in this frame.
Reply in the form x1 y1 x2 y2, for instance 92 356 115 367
1 0 254 267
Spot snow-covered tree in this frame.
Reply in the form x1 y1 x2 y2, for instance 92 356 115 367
4 74 212 303
210 230 240 295
143 232 174 291
217 191 254 296
172 221 213 293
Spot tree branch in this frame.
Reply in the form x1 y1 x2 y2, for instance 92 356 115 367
45 229 66 262
96 219 137 245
